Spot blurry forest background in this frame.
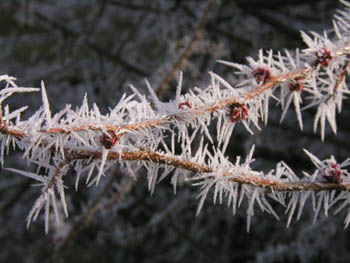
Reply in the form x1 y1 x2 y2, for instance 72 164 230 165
1 0 350 262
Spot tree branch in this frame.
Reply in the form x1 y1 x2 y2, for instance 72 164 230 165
60 147 350 192
156 0 217 96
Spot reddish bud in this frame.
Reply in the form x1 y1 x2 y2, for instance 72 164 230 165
316 48 332 67
100 130 118 149
289 79 304 92
322 163 342 184
252 67 270 84
178 101 192 110
228 103 248 123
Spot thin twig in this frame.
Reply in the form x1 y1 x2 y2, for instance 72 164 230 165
61 147 350 192
1 45 350 195
102 176 134 209
0 63 315 139
51 170 121 263
333 57 350 96
156 0 217 96
5 43 350 139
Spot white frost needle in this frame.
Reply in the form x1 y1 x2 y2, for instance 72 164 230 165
6 168 46 184
95 148 109 186
41 81 51 126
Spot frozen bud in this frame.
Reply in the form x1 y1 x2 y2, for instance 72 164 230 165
100 130 118 149
315 48 332 67
289 78 304 92
252 67 270 84
322 163 342 184
178 101 192 110
228 103 248 123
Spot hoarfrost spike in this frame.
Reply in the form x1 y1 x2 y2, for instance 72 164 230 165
41 81 51 126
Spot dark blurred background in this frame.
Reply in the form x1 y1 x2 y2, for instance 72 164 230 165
1 0 350 262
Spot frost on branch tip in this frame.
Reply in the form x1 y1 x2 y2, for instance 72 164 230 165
217 2 350 139
41 80 51 127
6 163 69 234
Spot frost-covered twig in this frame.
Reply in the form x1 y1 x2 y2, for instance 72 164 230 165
2 1 350 233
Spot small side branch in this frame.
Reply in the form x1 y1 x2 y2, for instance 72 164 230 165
156 0 217 96
333 57 350 96
0 116 26 138
52 171 118 263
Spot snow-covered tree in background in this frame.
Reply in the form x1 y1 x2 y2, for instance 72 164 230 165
1 1 350 262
